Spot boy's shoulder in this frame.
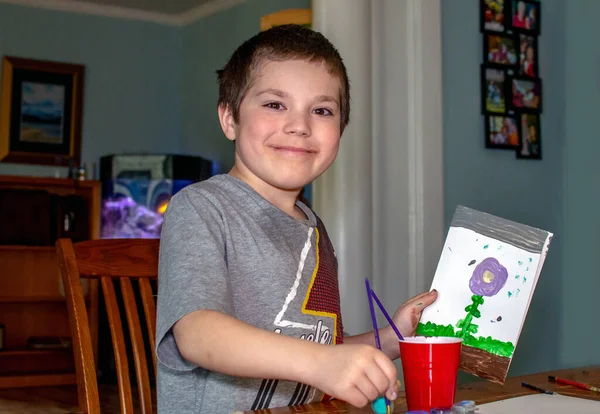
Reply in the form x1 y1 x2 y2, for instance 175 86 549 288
167 174 263 217
171 174 242 204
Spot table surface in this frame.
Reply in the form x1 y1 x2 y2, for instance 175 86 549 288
241 365 600 413
0 366 598 413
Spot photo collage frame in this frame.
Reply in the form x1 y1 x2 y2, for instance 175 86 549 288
480 0 542 160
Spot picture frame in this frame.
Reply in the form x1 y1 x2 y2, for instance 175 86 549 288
260 9 312 31
481 65 508 115
508 0 541 35
485 115 519 149
0 56 85 166
480 0 507 33
517 33 538 78
509 75 542 113
516 113 541 159
483 33 519 72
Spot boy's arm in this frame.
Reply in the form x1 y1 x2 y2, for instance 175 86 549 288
343 328 399 360
173 309 323 382
172 309 399 408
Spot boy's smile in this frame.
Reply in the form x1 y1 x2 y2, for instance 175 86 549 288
218 59 342 213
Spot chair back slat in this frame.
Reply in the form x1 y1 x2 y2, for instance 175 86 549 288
56 239 101 414
75 239 159 278
101 276 135 413
120 277 153 414
57 238 159 413
139 278 157 372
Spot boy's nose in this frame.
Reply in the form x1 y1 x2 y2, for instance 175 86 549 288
283 113 311 137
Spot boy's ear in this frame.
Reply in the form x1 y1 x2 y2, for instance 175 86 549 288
218 104 237 142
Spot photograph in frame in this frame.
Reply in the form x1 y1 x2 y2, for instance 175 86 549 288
509 0 541 35
484 33 519 72
510 76 542 113
485 115 519 149
482 66 508 115
481 0 507 33
517 113 541 159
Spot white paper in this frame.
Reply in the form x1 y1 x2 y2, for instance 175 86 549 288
421 227 544 345
478 394 600 414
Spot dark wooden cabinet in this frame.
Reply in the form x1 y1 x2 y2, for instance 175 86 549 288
0 175 100 388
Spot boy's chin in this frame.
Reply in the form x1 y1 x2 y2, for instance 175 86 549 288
269 179 311 192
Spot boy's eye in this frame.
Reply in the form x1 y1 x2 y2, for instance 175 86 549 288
264 102 285 110
313 107 333 116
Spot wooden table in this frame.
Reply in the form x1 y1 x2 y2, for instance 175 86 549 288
242 366 600 413
0 366 598 413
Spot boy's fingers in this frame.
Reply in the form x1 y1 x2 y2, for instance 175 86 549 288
407 289 437 308
374 353 398 398
386 379 401 401
355 374 381 402
365 364 392 396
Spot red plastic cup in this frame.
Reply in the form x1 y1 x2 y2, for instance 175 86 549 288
399 336 462 412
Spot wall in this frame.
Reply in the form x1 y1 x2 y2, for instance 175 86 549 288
561 0 600 369
0 3 182 178
443 0 573 378
181 0 310 172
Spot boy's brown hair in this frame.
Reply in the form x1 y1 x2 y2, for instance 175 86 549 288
217 24 350 132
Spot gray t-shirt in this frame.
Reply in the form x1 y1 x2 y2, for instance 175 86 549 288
156 174 344 413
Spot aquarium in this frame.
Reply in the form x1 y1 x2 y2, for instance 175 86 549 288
100 154 213 239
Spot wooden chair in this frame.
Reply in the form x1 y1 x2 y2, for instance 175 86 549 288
56 238 160 414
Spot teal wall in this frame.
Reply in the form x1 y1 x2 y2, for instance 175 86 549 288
0 4 182 178
561 0 600 368
181 0 310 172
444 0 600 378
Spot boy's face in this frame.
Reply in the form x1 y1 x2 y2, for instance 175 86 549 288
219 59 342 194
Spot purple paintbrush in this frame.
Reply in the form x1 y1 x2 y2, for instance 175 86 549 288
365 278 392 414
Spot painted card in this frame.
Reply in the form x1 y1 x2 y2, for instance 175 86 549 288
417 205 552 384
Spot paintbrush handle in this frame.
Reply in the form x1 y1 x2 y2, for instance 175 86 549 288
550 376 600 392
521 381 555 395
365 279 391 413
370 289 404 341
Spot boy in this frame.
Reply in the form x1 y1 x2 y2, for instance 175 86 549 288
156 24 437 413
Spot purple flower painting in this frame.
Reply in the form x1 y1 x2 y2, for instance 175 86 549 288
457 257 509 340
469 257 509 297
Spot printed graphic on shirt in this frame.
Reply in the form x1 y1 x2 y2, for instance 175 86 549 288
252 221 343 410
302 219 343 346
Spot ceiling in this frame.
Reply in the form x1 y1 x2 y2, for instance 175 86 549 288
65 0 216 15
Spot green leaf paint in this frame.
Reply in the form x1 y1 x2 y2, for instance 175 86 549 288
508 291 512 298
515 275 520 279
456 295 484 339
518 260 523 266
416 322 515 357
483 244 489 249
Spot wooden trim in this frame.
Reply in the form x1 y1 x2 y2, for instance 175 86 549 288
139 278 157 374
56 238 100 413
74 239 159 278
260 8 312 31
0 373 76 388
121 278 153 413
0 175 100 189
101 276 134 413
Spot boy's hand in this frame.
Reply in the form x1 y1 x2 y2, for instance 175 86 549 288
310 344 399 408
391 289 438 339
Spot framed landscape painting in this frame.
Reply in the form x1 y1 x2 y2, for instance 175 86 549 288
0 56 85 166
